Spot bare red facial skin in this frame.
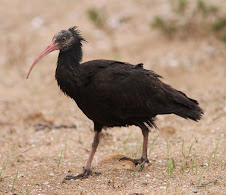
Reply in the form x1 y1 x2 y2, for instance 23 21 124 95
26 41 58 79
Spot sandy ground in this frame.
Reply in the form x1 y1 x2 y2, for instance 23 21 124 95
0 0 225 194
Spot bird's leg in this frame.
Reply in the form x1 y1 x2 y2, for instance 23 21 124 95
84 131 100 172
120 126 150 172
64 131 100 180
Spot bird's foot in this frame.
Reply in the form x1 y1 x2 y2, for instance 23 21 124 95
119 157 150 172
64 168 101 180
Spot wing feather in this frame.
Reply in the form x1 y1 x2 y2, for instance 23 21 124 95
91 62 167 119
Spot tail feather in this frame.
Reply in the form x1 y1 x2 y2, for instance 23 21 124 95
159 87 203 121
173 104 203 121
172 90 203 121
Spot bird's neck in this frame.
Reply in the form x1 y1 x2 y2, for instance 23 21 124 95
55 44 83 98
57 43 83 67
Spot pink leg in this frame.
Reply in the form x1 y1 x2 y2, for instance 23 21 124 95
120 125 150 172
85 131 100 170
64 131 100 180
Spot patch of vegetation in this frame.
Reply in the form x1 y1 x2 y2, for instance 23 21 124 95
0 157 9 182
165 140 176 178
197 0 218 15
221 32 226 44
212 18 226 31
148 135 158 156
58 149 63 168
208 139 221 166
0 165 9 181
21 181 35 195
212 18 226 44
151 16 177 36
87 8 106 28
121 134 158 162
12 170 18 191
166 180 170 192
86 7 120 58
198 172 204 185
151 0 226 44
176 0 187 13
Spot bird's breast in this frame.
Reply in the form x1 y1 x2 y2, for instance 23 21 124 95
55 66 80 99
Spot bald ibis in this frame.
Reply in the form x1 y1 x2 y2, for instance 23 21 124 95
27 26 203 179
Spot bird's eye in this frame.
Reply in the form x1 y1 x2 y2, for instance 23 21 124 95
62 37 67 42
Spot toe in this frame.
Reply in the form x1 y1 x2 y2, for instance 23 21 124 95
119 157 132 161
64 175 79 180
63 169 100 181
136 161 146 172
118 156 150 171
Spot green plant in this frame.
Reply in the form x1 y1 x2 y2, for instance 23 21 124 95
168 158 176 178
211 18 226 45
197 0 218 15
151 16 177 36
136 160 146 171
212 18 226 31
220 160 226 170
187 138 196 158
166 180 170 191
0 165 6 178
208 139 221 166
26 181 35 195
165 140 176 178
87 8 106 28
177 0 187 13
180 159 185 174
0 165 9 181
166 158 176 178
181 139 184 155
58 149 63 168
148 136 158 155
221 33 226 44
21 181 35 195
182 138 196 159
151 0 226 44
180 139 199 174
12 170 18 190
166 139 170 157
198 172 204 185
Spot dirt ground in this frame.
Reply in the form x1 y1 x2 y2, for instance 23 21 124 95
0 0 225 194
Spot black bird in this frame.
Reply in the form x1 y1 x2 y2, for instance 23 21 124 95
27 26 203 179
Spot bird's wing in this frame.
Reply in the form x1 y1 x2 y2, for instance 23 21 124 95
89 61 169 119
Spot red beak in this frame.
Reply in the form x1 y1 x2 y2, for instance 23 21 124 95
26 41 58 79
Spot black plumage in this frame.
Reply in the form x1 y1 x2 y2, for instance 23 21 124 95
27 27 203 179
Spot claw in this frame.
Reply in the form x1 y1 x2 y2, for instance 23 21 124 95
119 156 150 172
64 168 101 180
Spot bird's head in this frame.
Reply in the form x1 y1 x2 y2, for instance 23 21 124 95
26 26 85 79
53 26 86 52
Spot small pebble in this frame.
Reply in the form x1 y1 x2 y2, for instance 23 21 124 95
49 173 54 176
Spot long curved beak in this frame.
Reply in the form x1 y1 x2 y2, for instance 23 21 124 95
26 41 58 79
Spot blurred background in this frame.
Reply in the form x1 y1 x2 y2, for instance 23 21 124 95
0 0 225 194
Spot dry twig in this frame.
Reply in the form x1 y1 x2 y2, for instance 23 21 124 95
196 176 221 188
32 123 77 131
